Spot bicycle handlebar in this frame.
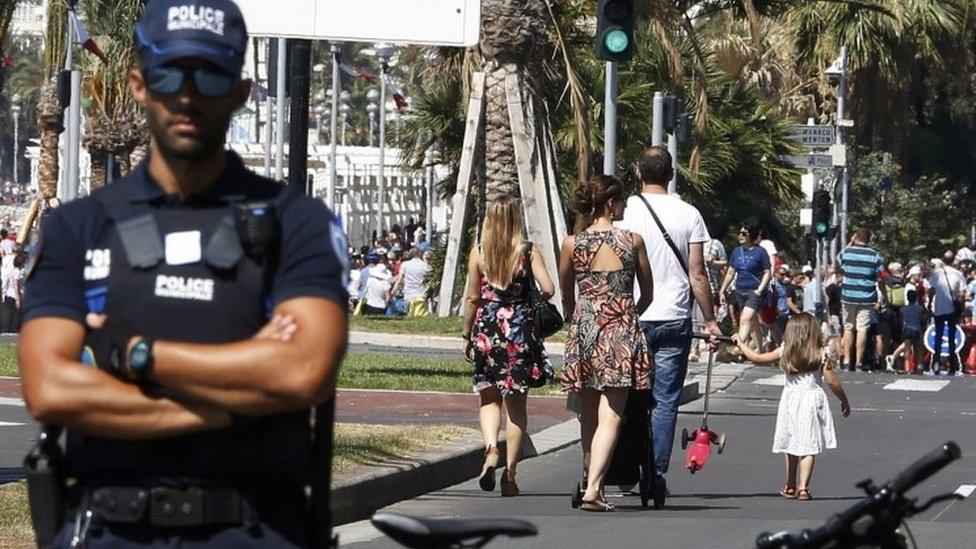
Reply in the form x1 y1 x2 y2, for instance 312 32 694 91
757 441 961 548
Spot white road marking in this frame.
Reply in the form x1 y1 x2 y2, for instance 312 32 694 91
955 485 976 498
0 421 25 427
753 375 785 386
882 379 950 392
0 397 24 407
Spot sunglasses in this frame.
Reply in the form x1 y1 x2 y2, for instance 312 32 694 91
145 65 236 98
739 230 750 236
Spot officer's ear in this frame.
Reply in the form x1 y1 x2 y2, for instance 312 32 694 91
129 68 148 105
232 79 253 110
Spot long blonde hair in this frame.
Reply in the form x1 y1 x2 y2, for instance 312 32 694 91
781 313 823 375
480 197 526 289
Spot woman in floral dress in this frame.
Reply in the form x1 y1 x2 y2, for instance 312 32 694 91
559 175 654 512
462 197 556 497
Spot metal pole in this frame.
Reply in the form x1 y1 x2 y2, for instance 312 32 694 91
837 46 849 248
263 40 273 177
275 38 287 181
328 44 341 209
67 70 81 200
667 133 678 194
340 113 347 146
288 39 311 190
426 145 435 244
11 103 18 185
378 61 388 235
603 61 617 177
814 237 823 312
651 92 664 147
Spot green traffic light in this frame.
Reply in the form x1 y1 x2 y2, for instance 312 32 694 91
604 29 629 53
815 222 829 236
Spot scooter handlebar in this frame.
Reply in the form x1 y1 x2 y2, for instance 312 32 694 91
692 332 734 344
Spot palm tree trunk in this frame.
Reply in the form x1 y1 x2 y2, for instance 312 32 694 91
483 64 520 202
36 82 62 199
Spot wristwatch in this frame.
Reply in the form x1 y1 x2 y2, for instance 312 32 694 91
127 338 155 378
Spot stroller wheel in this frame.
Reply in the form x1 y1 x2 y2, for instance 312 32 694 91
680 428 689 450
571 482 583 509
717 433 727 455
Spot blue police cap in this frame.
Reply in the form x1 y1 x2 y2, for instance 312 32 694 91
135 0 248 75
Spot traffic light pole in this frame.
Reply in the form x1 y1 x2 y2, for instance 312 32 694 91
604 61 618 177
667 133 678 194
837 46 849 249
651 92 664 147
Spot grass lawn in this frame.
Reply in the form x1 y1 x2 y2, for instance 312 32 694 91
0 343 16 378
333 423 476 473
1 343 564 395
0 483 32 548
339 352 562 396
0 423 477 548
350 315 568 343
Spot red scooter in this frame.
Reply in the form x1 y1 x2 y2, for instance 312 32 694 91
680 334 731 474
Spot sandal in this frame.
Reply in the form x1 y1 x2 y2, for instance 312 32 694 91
500 468 520 497
579 498 615 512
779 485 797 499
796 487 812 501
478 446 499 492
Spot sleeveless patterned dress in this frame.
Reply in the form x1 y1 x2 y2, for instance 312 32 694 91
561 229 652 392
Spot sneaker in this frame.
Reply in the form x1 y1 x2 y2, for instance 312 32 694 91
885 356 896 372
922 369 934 376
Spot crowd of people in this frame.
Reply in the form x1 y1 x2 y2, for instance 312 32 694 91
706 220 976 377
347 217 436 317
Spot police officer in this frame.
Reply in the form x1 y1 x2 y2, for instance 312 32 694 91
18 0 349 546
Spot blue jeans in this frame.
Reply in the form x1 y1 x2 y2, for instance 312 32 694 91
641 318 693 477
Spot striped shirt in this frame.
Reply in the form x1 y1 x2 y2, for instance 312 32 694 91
838 244 883 304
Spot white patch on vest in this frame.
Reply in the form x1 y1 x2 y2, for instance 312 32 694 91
167 5 226 36
84 249 111 281
165 231 202 266
154 275 214 301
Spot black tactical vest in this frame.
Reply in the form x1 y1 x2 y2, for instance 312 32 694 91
68 180 311 488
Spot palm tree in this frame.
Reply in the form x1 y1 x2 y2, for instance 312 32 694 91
36 1 67 200
80 0 147 188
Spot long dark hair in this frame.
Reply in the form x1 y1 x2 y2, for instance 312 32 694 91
573 175 624 231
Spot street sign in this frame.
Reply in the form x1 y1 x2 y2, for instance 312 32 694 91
924 323 966 357
788 125 835 148
782 154 833 169
799 208 812 227
830 144 847 167
237 0 482 47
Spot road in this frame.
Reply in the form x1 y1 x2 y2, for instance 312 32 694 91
339 367 976 548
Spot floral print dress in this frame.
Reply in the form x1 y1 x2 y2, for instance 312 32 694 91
472 244 554 396
561 229 652 392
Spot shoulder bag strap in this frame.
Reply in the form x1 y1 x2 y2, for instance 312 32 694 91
638 194 689 275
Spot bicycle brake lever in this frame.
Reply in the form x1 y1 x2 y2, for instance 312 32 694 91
912 493 964 515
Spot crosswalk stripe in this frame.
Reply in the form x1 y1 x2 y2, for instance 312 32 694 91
955 485 976 498
0 397 24 407
882 379 950 392
0 421 25 427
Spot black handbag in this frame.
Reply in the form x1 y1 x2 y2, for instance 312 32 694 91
525 243 563 339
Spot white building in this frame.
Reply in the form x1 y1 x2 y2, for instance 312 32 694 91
11 0 47 39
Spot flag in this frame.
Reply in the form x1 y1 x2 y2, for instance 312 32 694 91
338 63 360 78
1 56 13 69
358 69 377 85
392 91 408 111
71 11 109 65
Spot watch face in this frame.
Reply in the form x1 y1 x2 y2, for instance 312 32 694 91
130 343 151 371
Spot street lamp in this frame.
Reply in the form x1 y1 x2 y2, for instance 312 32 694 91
373 42 395 235
11 94 20 184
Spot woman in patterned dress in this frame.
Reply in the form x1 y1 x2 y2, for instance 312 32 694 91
462 197 556 497
559 175 654 512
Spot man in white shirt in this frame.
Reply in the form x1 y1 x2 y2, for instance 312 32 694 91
617 146 723 496
398 248 431 316
925 254 966 373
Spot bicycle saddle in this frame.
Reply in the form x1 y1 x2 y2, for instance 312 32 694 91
371 513 537 549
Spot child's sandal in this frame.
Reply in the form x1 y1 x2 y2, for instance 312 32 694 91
796 487 812 501
779 485 797 499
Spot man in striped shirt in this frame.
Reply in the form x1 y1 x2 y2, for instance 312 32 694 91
838 227 884 370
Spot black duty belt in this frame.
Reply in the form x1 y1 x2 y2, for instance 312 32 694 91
87 486 244 527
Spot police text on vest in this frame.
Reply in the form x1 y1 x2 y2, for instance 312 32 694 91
155 275 215 301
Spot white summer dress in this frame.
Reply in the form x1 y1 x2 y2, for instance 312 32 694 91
772 364 837 456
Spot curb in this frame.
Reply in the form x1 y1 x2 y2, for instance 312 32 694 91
331 378 702 526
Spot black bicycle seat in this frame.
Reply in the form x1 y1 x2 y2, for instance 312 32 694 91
371 513 537 548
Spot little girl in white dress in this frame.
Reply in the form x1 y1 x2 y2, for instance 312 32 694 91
736 313 851 501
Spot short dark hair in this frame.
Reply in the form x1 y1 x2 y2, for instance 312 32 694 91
638 146 673 185
855 227 871 243
741 217 762 241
